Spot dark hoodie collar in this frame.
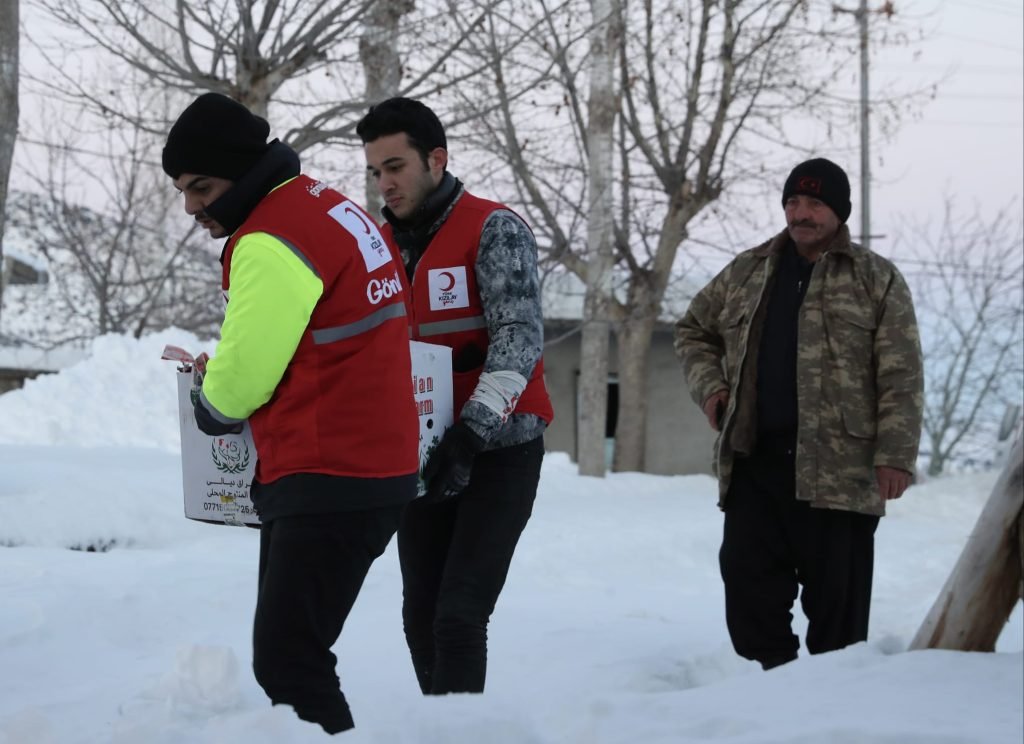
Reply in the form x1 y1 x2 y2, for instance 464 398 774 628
205 140 301 237
383 172 461 235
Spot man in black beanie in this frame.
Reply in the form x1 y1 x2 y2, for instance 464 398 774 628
163 92 420 733
675 157 923 670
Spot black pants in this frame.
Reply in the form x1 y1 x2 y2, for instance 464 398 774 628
251 506 402 734
720 450 880 668
398 436 544 695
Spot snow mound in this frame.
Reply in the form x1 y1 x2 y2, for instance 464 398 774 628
0 329 211 452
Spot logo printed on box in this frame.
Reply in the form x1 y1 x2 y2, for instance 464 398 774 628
327 200 392 272
428 267 469 310
212 438 251 474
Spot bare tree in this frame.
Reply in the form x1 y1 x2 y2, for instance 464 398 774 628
4 120 220 345
900 198 1024 476
457 0 922 472
31 0 496 154
33 0 376 130
0 0 18 328
359 0 416 215
577 0 623 476
14 0 515 348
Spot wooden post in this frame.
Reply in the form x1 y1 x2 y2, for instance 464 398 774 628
910 436 1024 651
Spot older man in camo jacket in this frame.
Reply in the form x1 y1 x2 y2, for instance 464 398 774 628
675 158 923 671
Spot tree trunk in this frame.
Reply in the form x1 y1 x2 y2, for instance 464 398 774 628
577 0 621 477
610 185 689 472
910 436 1024 651
613 312 656 472
359 0 413 218
0 0 19 329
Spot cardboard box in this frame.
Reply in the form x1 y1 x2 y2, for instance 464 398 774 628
409 340 454 495
164 341 453 526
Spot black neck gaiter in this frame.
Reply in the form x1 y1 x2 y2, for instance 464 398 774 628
384 172 462 281
205 140 301 237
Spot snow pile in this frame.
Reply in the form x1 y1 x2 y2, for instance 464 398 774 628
0 332 1021 743
0 329 211 451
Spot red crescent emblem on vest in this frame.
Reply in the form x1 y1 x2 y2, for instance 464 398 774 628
343 206 372 234
439 271 456 291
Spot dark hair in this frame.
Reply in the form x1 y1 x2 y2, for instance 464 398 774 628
356 97 447 167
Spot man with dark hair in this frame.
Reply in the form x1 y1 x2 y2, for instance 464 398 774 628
675 157 924 670
163 92 419 733
357 97 553 696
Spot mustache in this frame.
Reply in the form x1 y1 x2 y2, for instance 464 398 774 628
789 219 818 228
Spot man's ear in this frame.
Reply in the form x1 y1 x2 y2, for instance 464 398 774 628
428 147 448 175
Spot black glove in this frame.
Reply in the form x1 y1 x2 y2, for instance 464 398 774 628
194 397 244 436
422 421 486 501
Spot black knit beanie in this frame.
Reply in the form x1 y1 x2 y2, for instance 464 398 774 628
162 93 271 180
781 158 852 224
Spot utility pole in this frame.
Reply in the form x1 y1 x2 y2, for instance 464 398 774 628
858 0 870 250
833 1 895 250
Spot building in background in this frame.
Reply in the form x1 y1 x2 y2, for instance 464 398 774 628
540 272 714 476
0 249 74 393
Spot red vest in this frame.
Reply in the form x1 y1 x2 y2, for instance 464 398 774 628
385 192 553 422
223 175 419 483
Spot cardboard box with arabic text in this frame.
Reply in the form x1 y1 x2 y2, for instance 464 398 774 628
163 340 453 526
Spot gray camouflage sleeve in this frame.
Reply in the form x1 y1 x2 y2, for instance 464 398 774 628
460 209 544 441
873 265 924 472
674 267 730 408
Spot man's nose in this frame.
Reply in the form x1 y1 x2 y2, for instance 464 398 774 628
184 195 203 216
377 174 394 194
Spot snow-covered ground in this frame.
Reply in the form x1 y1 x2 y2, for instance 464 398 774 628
0 332 1021 744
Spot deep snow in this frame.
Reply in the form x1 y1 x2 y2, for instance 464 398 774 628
0 331 1021 743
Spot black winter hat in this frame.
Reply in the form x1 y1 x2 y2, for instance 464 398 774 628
781 158 852 223
162 93 271 180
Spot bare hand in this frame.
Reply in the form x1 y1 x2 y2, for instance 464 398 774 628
876 466 911 500
702 390 729 432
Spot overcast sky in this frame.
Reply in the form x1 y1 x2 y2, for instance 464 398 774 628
854 0 1023 245
10 0 1022 261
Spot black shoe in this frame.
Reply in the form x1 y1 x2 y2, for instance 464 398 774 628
760 652 797 670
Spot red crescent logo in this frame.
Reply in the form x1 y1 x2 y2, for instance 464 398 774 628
439 271 456 292
796 176 822 195
343 206 372 234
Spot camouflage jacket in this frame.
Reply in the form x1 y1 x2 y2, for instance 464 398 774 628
674 225 923 516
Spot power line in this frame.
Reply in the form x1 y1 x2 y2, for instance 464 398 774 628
16 135 163 167
933 93 1024 101
937 33 1024 55
882 63 1023 74
955 0 1024 17
910 120 1024 128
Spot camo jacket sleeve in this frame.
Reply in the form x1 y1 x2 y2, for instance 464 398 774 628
674 262 733 409
872 263 924 472
460 209 545 442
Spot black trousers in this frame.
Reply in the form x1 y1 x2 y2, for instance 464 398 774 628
719 449 880 668
251 506 402 734
398 436 544 695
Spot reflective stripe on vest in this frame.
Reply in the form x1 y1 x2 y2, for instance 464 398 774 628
312 302 407 345
267 232 321 279
418 315 487 337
